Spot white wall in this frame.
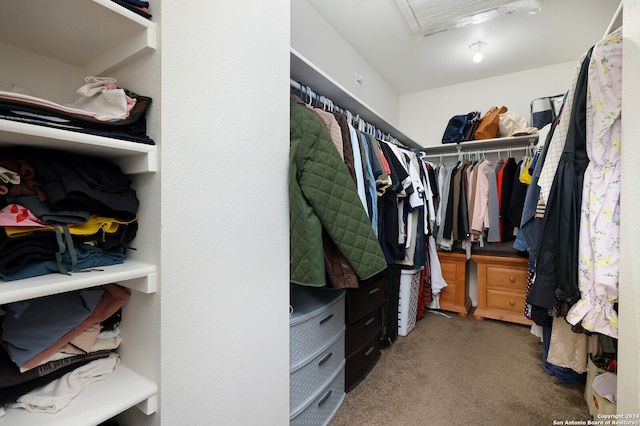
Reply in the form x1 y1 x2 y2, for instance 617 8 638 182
291 0 400 127
618 3 640 414
160 2 290 425
399 61 577 147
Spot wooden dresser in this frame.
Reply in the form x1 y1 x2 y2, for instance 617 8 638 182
437 251 470 317
472 253 532 326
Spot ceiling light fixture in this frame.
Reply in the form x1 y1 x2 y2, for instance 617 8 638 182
469 41 486 63
528 5 543 14
394 0 543 37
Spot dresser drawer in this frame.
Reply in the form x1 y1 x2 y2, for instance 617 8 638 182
345 333 381 392
440 258 461 283
290 330 345 417
486 289 527 314
290 363 346 426
485 264 528 291
440 259 463 298
439 260 458 302
290 285 345 370
346 274 385 324
439 280 458 303
345 307 381 358
472 254 531 325
436 251 469 316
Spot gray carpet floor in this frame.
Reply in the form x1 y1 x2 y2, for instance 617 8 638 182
330 310 590 426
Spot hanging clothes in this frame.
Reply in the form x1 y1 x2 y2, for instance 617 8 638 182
536 56 586 215
348 123 368 211
378 141 407 264
331 112 357 183
358 132 379 234
527 46 593 321
290 82 447 304
566 27 623 338
289 100 387 287
513 123 554 259
499 157 518 243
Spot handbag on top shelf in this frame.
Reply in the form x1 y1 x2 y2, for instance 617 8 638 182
441 111 480 144
473 106 507 140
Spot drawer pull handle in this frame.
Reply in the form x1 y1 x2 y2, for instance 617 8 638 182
319 314 334 325
369 287 380 295
365 317 375 326
365 346 375 356
509 299 515 306
509 276 516 283
318 352 333 367
318 390 332 407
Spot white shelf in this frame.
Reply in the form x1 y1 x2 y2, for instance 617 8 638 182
422 134 539 156
0 0 156 76
0 364 158 426
0 261 157 305
0 119 157 174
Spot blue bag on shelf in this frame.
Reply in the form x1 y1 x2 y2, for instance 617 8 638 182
442 111 478 144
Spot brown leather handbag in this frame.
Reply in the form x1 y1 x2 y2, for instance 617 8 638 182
474 106 508 140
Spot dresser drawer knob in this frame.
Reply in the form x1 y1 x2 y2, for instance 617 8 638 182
509 299 515 306
365 346 375 357
318 352 333 367
319 314 334 325
364 317 375 326
509 276 516 283
369 287 380 295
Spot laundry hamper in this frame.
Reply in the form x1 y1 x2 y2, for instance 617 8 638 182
397 268 421 336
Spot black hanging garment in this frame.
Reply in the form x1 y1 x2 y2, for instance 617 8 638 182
527 47 593 323
499 157 518 243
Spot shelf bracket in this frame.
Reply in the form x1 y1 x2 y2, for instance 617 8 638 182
136 394 158 415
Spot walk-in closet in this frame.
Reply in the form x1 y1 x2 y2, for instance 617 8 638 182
290 0 636 425
0 1 639 425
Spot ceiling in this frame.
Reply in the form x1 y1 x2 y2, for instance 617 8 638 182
305 0 622 94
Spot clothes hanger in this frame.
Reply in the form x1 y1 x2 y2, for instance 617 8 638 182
304 86 313 107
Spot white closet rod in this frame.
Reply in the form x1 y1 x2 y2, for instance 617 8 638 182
291 79 335 110
604 0 623 38
291 78 363 130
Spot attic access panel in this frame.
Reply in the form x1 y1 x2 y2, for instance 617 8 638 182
394 0 543 36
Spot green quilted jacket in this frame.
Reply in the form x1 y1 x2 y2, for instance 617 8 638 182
290 101 387 286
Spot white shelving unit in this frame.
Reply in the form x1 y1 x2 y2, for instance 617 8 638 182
0 1 159 425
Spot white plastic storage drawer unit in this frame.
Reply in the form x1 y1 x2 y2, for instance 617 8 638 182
290 284 346 425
